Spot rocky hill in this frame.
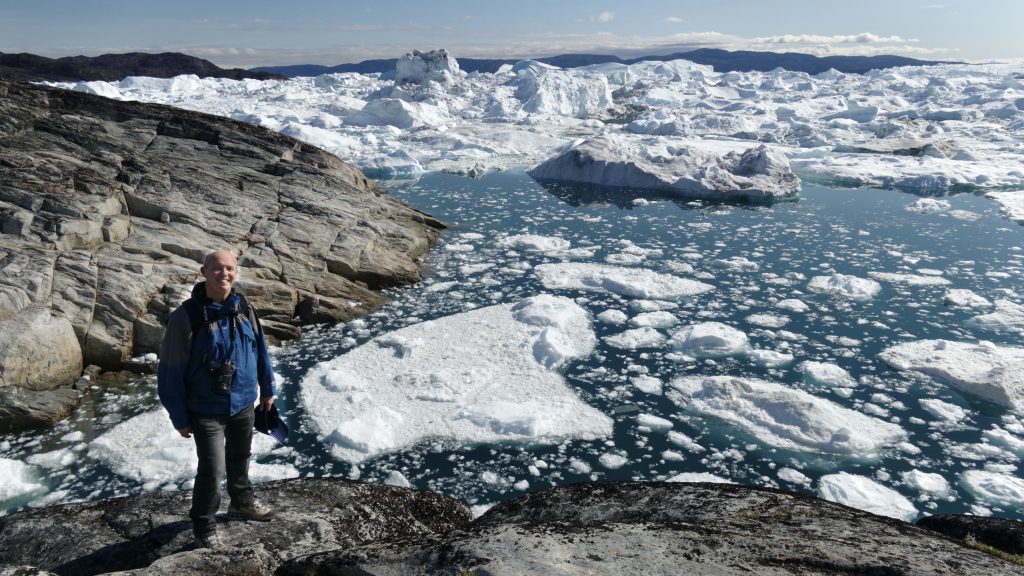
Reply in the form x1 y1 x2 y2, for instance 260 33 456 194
0 480 1020 575
0 52 284 82
0 79 444 432
253 48 948 77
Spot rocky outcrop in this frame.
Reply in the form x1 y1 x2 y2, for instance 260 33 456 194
0 52 284 83
0 79 444 431
918 514 1024 556
0 480 1020 575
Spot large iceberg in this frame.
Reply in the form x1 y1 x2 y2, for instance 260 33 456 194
528 136 800 201
668 376 906 459
299 295 613 463
878 339 1024 410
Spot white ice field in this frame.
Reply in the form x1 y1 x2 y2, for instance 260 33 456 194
2 52 1022 521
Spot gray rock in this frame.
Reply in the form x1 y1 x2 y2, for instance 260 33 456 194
0 306 82 390
0 478 470 575
0 79 444 431
918 514 1024 556
281 482 1024 576
2 480 1022 575
0 384 81 432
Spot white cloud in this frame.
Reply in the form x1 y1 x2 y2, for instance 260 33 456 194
592 11 615 23
752 32 917 46
665 16 684 24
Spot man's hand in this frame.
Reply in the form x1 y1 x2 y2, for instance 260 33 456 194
177 426 192 438
259 395 274 411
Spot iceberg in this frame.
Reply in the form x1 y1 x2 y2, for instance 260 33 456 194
528 136 800 201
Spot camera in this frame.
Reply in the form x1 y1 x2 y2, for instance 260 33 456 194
208 359 236 396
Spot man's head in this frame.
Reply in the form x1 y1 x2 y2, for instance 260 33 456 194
201 250 238 303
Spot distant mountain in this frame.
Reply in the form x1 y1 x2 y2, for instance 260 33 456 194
252 49 951 78
0 52 285 82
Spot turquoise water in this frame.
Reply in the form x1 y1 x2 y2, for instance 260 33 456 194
2 170 1022 520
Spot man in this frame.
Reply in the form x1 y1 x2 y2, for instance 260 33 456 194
158 249 276 549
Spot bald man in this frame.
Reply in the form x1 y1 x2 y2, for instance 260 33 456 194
158 250 276 549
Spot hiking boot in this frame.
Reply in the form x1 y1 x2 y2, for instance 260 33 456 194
228 499 273 522
195 531 224 550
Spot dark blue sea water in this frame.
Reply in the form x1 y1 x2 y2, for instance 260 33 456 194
2 170 1022 520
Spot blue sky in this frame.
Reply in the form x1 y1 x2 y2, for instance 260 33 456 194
1 0 1021 67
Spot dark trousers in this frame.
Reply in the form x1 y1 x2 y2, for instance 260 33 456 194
189 406 256 536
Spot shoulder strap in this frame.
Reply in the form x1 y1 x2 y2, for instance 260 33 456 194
183 298 204 338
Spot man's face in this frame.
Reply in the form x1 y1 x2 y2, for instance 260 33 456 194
201 252 238 302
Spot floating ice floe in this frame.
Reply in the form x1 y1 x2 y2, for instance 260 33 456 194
902 469 953 498
534 262 714 300
777 467 811 486
807 274 881 301
299 295 613 463
776 298 810 313
879 339 1024 410
631 375 663 395
88 409 291 488
868 271 951 286
528 136 801 201
605 327 666 350
749 349 795 367
745 313 789 328
944 289 992 309
799 361 858 388
967 300 1024 335
817 472 918 521
667 472 733 484
629 311 679 328
905 198 951 214
987 191 1024 224
0 458 44 502
497 234 572 253
918 398 970 424
670 322 749 357
668 376 905 458
960 470 1024 508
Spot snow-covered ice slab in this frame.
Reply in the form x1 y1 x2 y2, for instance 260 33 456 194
808 274 881 301
299 295 613 463
89 409 291 488
961 470 1024 508
528 136 800 201
817 472 918 521
668 376 905 459
534 262 714 300
878 339 1024 410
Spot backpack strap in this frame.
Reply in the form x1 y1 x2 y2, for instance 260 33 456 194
183 297 204 338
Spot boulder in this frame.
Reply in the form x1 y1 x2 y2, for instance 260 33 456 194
0 79 445 431
0 306 82 390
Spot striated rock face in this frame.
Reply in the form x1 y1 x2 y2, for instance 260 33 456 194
528 136 801 201
0 79 444 431
0 480 1020 575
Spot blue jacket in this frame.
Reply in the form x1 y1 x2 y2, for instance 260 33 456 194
157 283 276 430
